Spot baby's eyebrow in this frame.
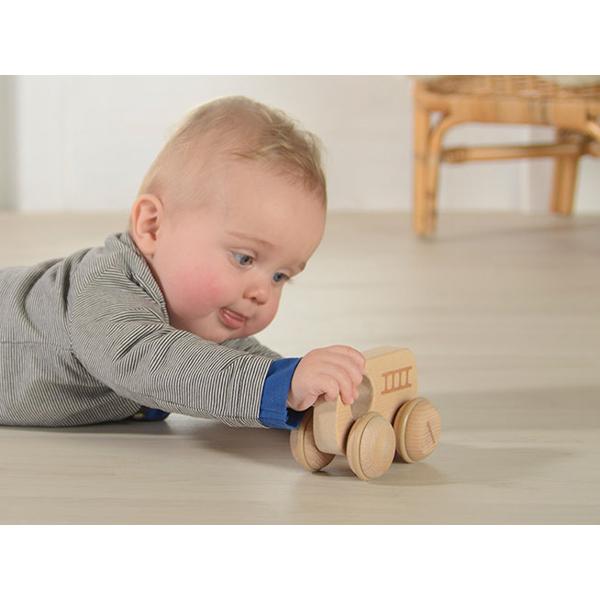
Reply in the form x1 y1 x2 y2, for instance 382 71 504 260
227 230 274 249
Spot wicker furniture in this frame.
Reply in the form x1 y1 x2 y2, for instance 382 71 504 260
413 76 600 235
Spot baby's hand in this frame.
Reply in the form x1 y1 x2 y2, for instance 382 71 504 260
287 345 366 412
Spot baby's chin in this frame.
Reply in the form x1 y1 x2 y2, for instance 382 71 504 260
179 313 266 343
210 332 244 343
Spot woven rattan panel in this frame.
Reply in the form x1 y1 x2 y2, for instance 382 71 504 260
422 76 600 100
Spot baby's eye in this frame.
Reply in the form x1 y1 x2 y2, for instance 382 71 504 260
232 252 254 267
273 272 290 284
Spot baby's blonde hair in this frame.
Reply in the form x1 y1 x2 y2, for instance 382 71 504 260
131 95 327 231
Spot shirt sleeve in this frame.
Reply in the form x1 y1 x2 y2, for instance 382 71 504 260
67 267 273 428
258 358 306 430
220 336 283 361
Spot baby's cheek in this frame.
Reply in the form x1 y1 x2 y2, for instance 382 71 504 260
176 265 227 315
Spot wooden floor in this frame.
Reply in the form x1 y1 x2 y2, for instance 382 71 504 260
1 210 599 524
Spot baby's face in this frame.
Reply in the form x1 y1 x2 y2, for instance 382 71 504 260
145 159 326 343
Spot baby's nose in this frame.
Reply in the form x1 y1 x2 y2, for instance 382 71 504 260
244 280 269 304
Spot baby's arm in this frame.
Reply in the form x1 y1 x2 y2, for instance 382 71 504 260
220 336 282 361
68 270 273 428
223 340 366 425
221 337 307 429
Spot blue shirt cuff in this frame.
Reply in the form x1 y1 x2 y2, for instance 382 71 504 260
259 358 306 430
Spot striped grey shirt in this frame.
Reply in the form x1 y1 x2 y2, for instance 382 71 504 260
0 232 282 427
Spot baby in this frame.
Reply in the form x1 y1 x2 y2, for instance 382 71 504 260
0 95 365 429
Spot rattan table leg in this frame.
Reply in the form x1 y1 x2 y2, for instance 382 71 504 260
551 130 583 215
422 115 463 235
413 101 430 235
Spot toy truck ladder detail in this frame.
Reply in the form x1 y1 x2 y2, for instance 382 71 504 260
381 366 413 394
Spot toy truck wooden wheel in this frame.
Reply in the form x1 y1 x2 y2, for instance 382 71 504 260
345 412 396 481
393 397 441 463
290 408 335 472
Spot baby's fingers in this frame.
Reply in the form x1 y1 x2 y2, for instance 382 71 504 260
318 376 342 404
327 345 367 374
320 353 364 391
324 365 358 405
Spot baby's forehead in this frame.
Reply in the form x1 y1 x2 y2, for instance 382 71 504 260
165 131 323 213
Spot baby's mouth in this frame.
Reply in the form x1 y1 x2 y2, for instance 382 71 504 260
219 308 247 329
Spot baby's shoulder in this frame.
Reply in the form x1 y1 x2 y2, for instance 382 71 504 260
69 231 167 315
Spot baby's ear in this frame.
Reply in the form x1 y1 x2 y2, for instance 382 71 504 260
129 194 163 257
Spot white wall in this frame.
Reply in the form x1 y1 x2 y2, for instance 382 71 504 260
0 76 16 210
4 76 600 213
